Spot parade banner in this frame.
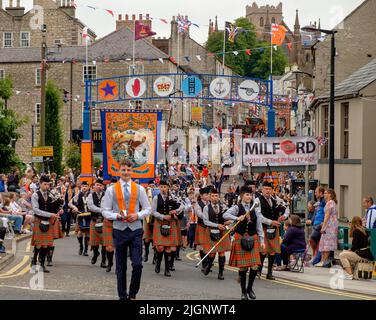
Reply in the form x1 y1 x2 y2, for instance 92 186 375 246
191 107 203 122
243 137 318 167
101 110 162 183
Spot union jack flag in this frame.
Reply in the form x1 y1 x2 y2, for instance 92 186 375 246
176 15 192 33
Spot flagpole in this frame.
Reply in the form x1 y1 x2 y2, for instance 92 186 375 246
270 25 273 75
222 22 226 75
133 19 136 75
177 18 180 73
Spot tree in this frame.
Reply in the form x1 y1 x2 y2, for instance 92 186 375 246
45 80 63 175
0 78 27 173
205 17 288 79
64 142 81 176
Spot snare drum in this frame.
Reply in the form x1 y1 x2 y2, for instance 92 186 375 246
77 213 91 231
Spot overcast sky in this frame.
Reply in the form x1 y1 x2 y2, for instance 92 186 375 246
17 0 364 44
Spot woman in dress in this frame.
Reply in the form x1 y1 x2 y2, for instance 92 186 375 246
317 189 338 266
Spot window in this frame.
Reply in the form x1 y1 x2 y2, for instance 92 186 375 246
54 39 63 45
91 108 98 124
322 105 329 158
0 70 4 80
35 68 41 86
20 32 30 47
35 103 41 124
260 17 264 27
342 102 349 159
3 32 13 47
83 65 97 82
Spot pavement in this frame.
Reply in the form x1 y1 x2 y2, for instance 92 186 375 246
0 234 375 300
0 233 31 271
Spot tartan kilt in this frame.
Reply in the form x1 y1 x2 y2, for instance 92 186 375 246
31 217 54 248
229 233 261 268
176 223 183 246
52 218 64 239
153 219 179 247
89 220 103 246
143 221 154 242
202 229 231 254
102 219 113 247
263 227 281 255
194 224 210 246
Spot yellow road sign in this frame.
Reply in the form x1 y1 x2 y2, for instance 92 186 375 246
32 147 53 157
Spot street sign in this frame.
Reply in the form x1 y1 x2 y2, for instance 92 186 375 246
32 156 44 163
32 146 53 157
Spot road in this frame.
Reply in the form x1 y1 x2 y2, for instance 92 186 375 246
0 235 372 300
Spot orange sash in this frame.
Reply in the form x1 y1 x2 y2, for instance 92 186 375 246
114 180 138 213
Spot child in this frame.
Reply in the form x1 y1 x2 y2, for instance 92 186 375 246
274 220 291 270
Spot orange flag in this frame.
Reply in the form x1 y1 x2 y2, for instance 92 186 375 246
271 24 287 46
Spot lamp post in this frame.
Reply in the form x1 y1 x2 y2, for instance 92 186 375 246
302 26 337 189
40 24 47 148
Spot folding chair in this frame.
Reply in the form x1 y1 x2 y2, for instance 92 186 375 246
288 247 308 273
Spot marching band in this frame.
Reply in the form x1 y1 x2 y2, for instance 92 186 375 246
30 163 290 300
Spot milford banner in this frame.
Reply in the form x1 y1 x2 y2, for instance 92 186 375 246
101 110 162 183
243 137 318 167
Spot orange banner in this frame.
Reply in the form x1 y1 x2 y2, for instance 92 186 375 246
191 107 203 122
101 111 161 182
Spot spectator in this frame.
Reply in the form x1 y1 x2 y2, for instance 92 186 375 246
276 215 306 271
363 196 376 230
0 195 24 234
0 174 7 192
8 193 32 233
308 187 326 265
339 216 374 280
0 222 6 253
224 186 237 208
7 167 20 192
316 189 339 267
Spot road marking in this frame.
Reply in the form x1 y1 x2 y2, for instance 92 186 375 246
25 241 31 253
0 256 29 277
185 251 376 300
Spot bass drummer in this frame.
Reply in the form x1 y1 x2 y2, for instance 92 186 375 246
69 181 91 256
87 178 107 268
202 188 232 280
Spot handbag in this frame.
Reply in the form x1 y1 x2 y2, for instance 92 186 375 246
240 234 254 251
353 260 374 280
266 227 276 240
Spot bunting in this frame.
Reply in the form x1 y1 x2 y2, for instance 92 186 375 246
225 22 241 43
135 21 156 40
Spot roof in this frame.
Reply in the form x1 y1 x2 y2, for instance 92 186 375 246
318 58 376 99
0 27 169 63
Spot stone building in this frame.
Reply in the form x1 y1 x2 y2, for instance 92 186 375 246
312 0 376 96
311 59 376 220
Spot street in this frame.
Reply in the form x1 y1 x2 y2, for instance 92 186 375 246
0 235 370 300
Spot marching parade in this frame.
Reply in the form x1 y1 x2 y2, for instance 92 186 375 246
0 0 376 307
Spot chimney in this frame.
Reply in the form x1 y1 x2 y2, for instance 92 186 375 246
6 0 25 16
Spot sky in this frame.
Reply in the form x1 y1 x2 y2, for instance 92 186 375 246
15 0 364 44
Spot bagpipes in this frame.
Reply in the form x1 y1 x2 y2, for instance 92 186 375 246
265 162 288 210
195 201 259 268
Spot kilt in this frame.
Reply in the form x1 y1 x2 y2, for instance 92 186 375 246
143 221 154 242
229 233 261 268
89 220 103 246
74 215 91 233
176 223 183 246
263 227 281 255
102 219 113 247
52 218 64 239
194 224 210 246
31 217 54 248
202 229 231 254
153 219 179 247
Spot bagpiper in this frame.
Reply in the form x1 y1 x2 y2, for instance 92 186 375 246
151 180 184 277
195 187 211 272
202 188 231 280
30 175 61 273
87 178 107 268
69 181 91 256
223 186 265 300
254 181 289 280
143 181 156 263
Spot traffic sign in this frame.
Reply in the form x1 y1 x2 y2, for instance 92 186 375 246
32 147 53 157
32 156 44 163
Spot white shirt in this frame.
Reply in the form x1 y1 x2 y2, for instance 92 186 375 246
101 179 151 221
366 205 376 229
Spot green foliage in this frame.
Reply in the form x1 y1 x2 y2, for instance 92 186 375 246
93 157 102 170
0 77 13 103
205 17 288 79
45 80 63 175
64 142 81 176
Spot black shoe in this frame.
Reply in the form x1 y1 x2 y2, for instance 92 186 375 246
46 261 53 267
218 272 224 280
257 270 261 278
100 261 107 268
143 255 148 263
247 288 256 300
83 251 89 257
164 270 171 277
106 264 112 273
65 233 70 237
170 266 176 272
78 248 83 255
155 263 161 274
91 254 99 265
241 293 249 300
176 257 182 261
41 266 50 273
266 274 275 280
